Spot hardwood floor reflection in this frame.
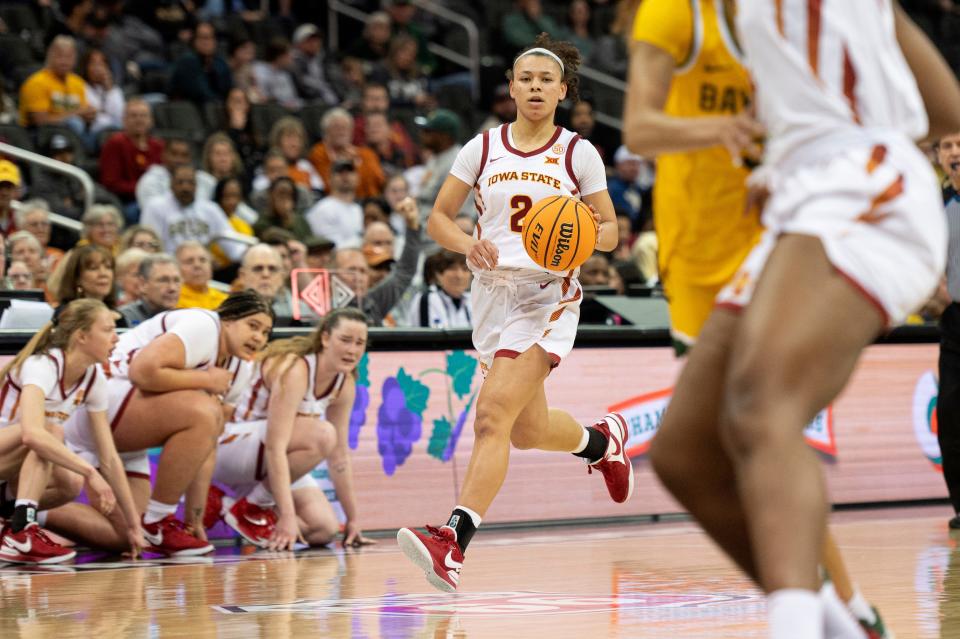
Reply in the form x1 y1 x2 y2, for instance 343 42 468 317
1 506 958 638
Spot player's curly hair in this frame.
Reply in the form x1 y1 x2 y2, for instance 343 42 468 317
507 33 582 104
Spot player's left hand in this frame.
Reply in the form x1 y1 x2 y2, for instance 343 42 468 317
342 521 376 548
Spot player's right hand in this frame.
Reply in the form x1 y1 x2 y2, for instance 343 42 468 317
268 513 302 551
467 238 499 271
718 113 765 168
205 366 233 395
126 523 146 559
87 472 116 516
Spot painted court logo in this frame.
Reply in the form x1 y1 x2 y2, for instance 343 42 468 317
913 370 942 471
214 590 752 617
611 388 836 459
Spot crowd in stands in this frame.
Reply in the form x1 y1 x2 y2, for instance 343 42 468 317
15 1 958 330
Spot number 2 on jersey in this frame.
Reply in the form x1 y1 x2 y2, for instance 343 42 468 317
509 195 532 233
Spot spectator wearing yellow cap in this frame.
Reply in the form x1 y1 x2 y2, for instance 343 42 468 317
0 160 22 236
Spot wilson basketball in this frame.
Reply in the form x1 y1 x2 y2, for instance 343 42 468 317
521 195 597 271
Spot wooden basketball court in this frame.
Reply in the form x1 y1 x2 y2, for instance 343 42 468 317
0 505 954 638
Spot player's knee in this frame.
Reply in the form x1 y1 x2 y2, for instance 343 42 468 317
189 395 224 441
307 420 337 460
306 520 339 546
60 470 85 502
473 401 511 442
722 358 790 459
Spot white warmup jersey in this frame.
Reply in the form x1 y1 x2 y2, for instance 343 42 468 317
215 354 345 492
450 124 608 274
0 348 107 427
737 0 927 169
233 354 346 423
717 0 946 326
64 309 249 478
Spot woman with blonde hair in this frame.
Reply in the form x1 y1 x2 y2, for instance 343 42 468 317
269 116 324 193
0 298 143 563
207 307 374 549
78 204 124 257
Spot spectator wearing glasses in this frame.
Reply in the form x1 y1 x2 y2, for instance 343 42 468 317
176 241 227 310
119 225 162 254
8 232 46 292
77 204 124 257
117 253 182 326
7 261 34 291
237 243 294 322
16 200 65 276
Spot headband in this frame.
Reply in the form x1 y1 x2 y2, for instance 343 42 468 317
513 47 564 74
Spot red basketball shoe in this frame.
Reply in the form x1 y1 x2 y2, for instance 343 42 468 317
0 523 76 564
204 485 225 530
397 525 463 593
142 515 214 556
223 497 277 548
587 413 635 503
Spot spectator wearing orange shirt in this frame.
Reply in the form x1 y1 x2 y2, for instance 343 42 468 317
308 107 385 199
269 116 324 193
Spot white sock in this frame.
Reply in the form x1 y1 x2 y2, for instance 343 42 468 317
246 482 276 508
571 427 590 454
768 589 824 639
843 587 876 626
819 582 867 639
15 499 38 509
36 510 48 527
143 499 178 525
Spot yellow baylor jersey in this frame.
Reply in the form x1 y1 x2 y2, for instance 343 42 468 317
633 0 762 286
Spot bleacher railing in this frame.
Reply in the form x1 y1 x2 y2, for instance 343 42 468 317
0 141 92 232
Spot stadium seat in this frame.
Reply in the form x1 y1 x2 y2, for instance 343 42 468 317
300 101 329 144
0 125 35 153
152 101 207 143
250 103 292 146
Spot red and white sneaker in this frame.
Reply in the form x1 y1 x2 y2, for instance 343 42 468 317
142 515 214 556
222 497 277 548
587 413 635 503
397 525 463 593
203 485 225 530
0 523 76 564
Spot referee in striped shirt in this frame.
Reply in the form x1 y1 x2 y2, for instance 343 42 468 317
937 132 960 529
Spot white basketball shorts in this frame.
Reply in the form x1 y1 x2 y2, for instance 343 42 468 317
716 137 946 327
471 267 582 371
213 420 317 496
63 377 150 479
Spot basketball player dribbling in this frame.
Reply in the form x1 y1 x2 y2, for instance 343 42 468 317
397 35 631 593
649 2 960 637
623 0 888 633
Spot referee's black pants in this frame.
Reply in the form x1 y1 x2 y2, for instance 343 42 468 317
938 302 960 514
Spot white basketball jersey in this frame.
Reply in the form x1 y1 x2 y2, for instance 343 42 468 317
234 353 345 423
737 0 927 168
0 348 107 427
109 308 221 378
450 124 608 274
